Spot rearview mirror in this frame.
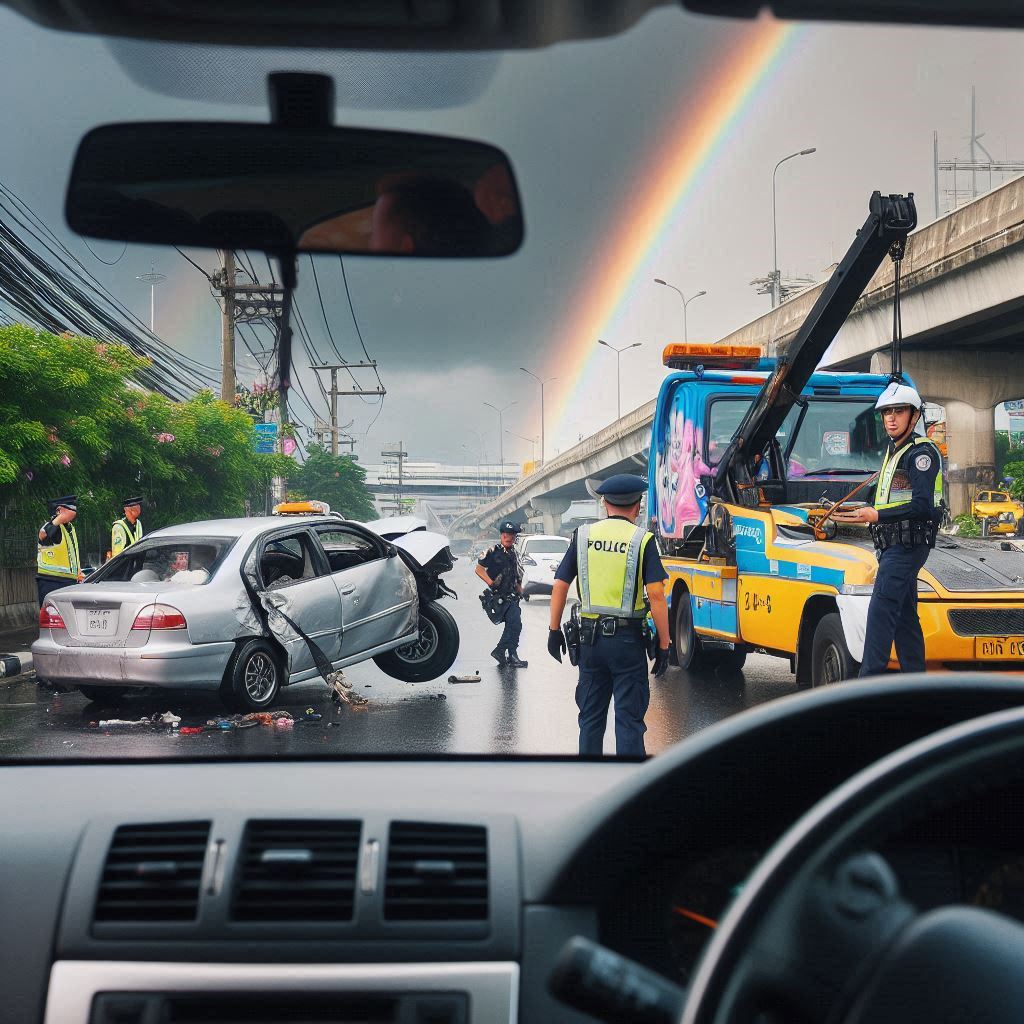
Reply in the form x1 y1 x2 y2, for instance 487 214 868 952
66 122 523 258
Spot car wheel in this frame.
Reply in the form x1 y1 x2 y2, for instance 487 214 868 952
523 593 531 602
810 612 859 686
78 685 127 704
221 638 282 711
706 647 747 673
373 601 460 682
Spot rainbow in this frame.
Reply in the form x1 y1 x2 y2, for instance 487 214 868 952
551 18 799 445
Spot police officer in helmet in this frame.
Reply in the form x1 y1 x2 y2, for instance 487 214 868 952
547 474 671 757
475 519 528 668
833 382 943 675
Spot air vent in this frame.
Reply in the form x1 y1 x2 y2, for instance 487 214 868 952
232 819 361 922
95 821 210 923
385 822 488 921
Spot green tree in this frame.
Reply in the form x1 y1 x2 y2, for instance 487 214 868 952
0 325 292 560
289 444 377 521
1003 460 1024 501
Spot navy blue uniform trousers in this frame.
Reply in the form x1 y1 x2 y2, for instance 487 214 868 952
859 543 931 677
576 630 650 757
497 599 522 652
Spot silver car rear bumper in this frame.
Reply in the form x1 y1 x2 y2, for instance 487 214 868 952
32 634 235 690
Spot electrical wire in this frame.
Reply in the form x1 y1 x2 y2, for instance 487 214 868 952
82 237 127 266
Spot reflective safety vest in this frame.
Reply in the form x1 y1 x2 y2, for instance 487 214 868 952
576 518 653 619
111 517 143 557
37 523 81 579
875 436 943 514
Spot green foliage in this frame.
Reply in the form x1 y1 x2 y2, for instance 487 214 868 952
0 325 293 561
288 444 376 521
1002 459 1024 502
953 513 982 538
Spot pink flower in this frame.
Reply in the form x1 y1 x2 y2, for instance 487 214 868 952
60 454 71 467
282 438 297 456
155 432 176 444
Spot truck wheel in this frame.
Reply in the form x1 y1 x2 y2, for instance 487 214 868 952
810 613 860 686
707 648 747 673
373 602 460 682
675 591 707 673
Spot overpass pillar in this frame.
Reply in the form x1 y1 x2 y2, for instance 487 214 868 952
875 350 1024 516
532 496 571 535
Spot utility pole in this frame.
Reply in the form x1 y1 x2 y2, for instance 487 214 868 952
217 250 235 402
382 442 408 515
311 361 386 457
136 268 166 334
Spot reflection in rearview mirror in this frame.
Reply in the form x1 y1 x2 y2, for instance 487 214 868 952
65 123 523 259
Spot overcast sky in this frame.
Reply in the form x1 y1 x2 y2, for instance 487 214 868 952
3 6 1023 461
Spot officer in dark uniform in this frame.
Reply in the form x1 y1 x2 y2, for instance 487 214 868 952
475 519 528 668
547 474 671 757
833 382 943 676
37 494 83 607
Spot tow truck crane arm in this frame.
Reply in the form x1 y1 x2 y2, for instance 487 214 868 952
714 190 917 502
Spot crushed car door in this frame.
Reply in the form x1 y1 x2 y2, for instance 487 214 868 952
313 525 418 658
256 529 344 676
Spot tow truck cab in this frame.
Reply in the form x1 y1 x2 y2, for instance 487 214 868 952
649 344 1024 684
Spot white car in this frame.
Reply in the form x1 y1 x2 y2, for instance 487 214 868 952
517 534 570 599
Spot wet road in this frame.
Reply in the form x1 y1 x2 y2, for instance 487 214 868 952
0 559 797 759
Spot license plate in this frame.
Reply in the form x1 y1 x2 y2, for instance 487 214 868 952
976 637 1024 660
83 609 117 635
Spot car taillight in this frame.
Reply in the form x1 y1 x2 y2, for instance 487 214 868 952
132 604 187 630
39 603 66 629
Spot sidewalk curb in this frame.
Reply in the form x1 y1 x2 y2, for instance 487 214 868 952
0 650 33 682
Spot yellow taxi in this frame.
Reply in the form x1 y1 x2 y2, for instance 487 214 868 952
971 491 1024 536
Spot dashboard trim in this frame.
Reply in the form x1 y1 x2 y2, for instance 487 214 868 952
44 960 519 1023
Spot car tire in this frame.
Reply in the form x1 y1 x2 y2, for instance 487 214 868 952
373 601 460 682
523 593 531 602
221 639 282 711
810 612 860 686
78 685 127 704
706 647 748 673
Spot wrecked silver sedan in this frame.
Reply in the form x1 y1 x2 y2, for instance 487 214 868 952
31 515 459 710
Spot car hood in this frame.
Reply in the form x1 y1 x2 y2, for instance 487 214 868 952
391 530 452 566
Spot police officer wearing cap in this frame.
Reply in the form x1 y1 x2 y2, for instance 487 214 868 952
475 519 528 668
833 381 943 676
37 495 84 606
111 496 144 558
547 474 671 757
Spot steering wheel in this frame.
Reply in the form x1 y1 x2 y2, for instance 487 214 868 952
682 705 1024 1023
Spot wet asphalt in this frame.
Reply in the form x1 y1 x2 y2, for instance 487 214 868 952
0 560 797 760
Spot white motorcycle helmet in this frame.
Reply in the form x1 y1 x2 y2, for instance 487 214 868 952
875 381 922 411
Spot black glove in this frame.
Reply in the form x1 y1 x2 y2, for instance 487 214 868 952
652 647 670 677
548 628 566 663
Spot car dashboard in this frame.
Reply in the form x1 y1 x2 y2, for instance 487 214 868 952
5 678 1024 1024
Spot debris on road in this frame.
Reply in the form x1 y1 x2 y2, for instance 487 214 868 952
448 673 481 683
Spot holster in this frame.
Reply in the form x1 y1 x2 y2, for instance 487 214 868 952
563 606 582 667
870 518 938 554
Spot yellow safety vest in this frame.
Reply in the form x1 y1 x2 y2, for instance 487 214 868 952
875 436 943 512
37 522 81 579
111 517 143 556
576 517 653 619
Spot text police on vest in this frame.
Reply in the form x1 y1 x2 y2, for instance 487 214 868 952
587 539 630 553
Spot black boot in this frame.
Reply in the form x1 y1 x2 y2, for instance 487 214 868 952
490 645 508 666
506 650 528 668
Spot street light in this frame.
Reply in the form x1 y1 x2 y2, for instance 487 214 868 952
136 268 166 333
771 147 816 308
506 428 538 462
519 367 557 466
483 401 516 479
597 340 642 421
653 280 707 343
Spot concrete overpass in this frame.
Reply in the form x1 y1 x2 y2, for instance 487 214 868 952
448 400 654 537
452 175 1024 533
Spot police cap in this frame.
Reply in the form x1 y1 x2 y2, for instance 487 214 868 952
122 496 144 509
498 519 523 535
48 494 77 514
595 474 648 506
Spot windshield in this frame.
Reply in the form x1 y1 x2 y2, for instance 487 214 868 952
1 6 1021 761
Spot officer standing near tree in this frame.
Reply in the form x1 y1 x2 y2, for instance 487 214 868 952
110 495 144 559
547 474 671 757
833 381 943 675
475 519 528 668
36 494 84 607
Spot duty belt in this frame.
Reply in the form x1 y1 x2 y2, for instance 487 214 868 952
870 518 937 552
581 615 646 641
